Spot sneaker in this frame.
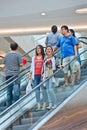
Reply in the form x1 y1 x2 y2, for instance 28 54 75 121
75 80 80 84
42 102 46 110
70 83 74 87
47 103 52 110
52 105 57 109
41 107 46 110
35 108 41 111
62 83 68 88
36 103 41 111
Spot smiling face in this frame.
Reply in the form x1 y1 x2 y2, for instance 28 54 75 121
46 46 53 57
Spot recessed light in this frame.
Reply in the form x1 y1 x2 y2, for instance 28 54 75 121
41 12 46 16
75 8 87 14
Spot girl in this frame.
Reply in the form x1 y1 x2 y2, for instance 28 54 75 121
43 46 57 109
30 45 46 110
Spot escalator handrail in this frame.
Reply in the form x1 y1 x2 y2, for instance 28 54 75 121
78 36 87 40
0 38 87 93
79 40 87 45
0 39 87 93
1 48 87 116
0 37 87 91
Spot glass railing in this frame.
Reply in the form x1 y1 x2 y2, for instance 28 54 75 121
0 49 87 130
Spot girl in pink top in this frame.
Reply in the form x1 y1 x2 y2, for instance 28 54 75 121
30 45 47 110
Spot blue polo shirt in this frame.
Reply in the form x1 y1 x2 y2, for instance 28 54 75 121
56 35 77 58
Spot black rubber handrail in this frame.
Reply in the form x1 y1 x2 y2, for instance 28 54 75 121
78 36 87 40
79 40 87 45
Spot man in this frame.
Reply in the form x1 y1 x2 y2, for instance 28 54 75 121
54 25 77 86
4 42 23 107
45 25 62 47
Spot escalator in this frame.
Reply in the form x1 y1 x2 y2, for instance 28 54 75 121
0 38 87 130
0 48 87 130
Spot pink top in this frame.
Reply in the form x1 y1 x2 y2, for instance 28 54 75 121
34 56 43 75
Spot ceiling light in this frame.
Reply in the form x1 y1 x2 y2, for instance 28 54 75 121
75 8 87 14
41 12 46 16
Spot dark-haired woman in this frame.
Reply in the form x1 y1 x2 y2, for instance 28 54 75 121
30 45 47 110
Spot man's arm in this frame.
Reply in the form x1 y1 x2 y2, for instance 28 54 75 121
45 43 48 48
77 42 82 49
74 45 78 57
53 46 58 52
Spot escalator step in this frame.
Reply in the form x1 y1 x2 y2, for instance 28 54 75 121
21 116 40 125
13 124 30 130
29 110 47 117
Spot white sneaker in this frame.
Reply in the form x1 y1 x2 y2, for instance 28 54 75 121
47 103 52 109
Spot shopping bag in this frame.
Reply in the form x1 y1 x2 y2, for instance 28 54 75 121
26 80 33 94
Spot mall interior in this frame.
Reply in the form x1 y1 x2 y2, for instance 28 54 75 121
0 0 87 130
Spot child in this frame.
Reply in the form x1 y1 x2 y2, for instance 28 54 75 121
43 46 57 109
30 45 47 110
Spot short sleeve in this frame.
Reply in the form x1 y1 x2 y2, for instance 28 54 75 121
56 38 61 47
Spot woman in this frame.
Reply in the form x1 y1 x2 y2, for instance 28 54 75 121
30 45 47 110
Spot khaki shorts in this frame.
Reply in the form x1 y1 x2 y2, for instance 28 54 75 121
74 60 81 80
63 56 76 74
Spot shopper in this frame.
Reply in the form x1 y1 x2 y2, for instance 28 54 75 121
43 46 57 109
54 25 78 87
4 42 23 107
45 25 62 48
30 45 47 110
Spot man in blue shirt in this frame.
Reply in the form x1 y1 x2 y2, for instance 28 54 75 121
54 25 77 87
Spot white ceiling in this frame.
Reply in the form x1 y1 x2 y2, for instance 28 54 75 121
0 0 87 35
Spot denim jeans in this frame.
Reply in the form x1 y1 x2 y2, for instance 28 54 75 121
34 74 47 103
45 78 57 105
6 76 20 107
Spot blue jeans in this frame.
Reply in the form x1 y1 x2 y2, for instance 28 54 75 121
6 76 20 107
34 75 47 103
45 78 57 105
